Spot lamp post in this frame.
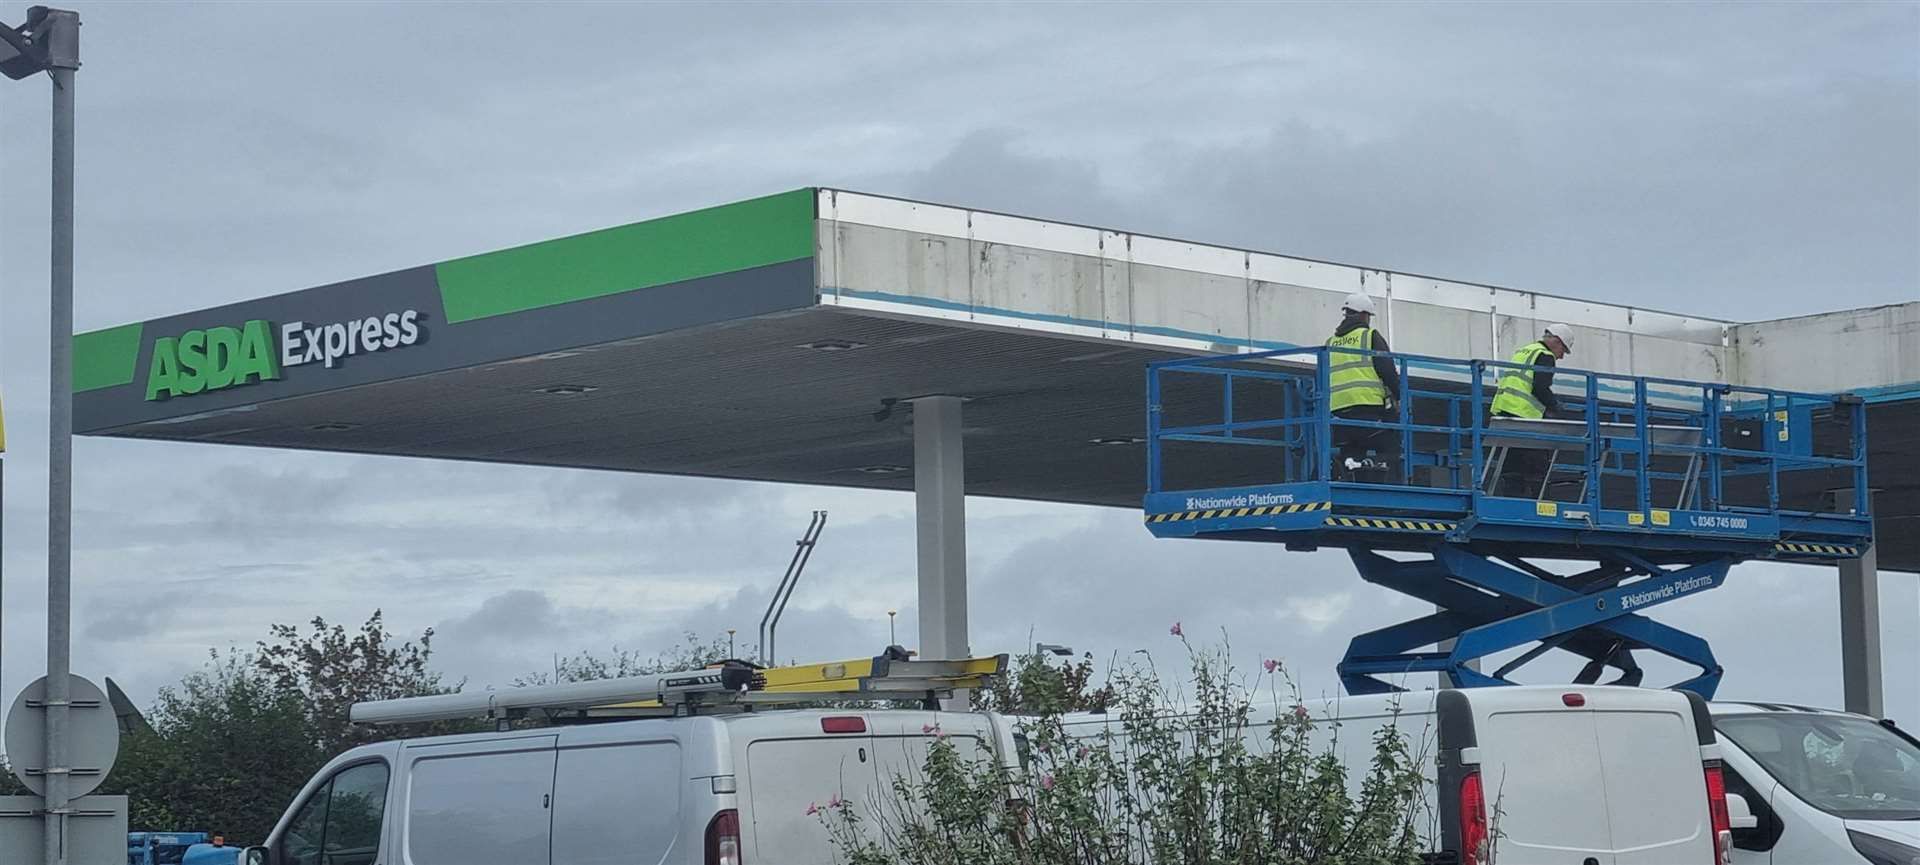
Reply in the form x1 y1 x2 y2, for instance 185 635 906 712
887 610 897 647
2 8 82 864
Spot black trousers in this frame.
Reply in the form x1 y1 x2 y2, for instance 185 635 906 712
1489 411 1550 497
1332 405 1402 482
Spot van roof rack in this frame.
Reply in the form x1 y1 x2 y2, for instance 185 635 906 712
349 648 1009 726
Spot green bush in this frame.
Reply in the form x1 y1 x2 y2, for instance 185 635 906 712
820 634 1432 865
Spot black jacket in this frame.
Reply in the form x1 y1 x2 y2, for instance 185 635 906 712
1333 315 1400 401
1528 348 1559 413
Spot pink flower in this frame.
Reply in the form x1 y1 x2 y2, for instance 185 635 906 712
1076 745 1090 759
1263 659 1281 674
829 793 843 808
1292 704 1310 720
1169 621 1183 637
806 802 819 816
922 722 941 735
1041 774 1056 791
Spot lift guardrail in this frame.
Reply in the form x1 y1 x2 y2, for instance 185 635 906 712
1144 345 1871 560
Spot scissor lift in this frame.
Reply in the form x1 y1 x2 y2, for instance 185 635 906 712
1142 346 1872 698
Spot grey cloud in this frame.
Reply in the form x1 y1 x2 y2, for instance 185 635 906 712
428 584 892 693
83 588 198 644
438 590 573 643
891 91 1915 321
909 131 1134 230
962 515 1426 699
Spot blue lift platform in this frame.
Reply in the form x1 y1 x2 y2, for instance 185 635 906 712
1143 346 1873 698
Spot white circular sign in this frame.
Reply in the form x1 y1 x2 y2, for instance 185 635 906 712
5 674 120 797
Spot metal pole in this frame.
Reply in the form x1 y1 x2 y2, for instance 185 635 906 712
43 12 81 861
2 453 7 719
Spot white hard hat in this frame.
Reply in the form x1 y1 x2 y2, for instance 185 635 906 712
1544 323 1574 353
1341 292 1378 316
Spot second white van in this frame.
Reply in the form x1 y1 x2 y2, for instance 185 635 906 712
1061 684 1740 865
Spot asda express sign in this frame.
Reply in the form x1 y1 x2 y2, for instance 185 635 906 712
145 310 423 400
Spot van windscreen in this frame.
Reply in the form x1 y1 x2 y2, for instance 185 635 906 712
1717 714 1920 820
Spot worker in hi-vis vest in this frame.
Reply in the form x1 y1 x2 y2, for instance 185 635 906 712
1488 323 1575 497
1325 292 1401 482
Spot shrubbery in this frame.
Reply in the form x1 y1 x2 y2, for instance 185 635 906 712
821 632 1434 865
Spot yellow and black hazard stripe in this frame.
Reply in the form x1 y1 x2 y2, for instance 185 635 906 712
1323 516 1458 532
1774 542 1859 556
1146 501 1331 523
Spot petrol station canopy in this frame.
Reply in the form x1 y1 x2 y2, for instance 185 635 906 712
70 188 1919 569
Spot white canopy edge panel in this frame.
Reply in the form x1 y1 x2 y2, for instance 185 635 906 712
816 188 1916 400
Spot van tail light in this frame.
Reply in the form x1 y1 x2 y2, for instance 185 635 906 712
820 716 867 734
1459 769 1489 865
1704 761 1732 865
706 809 743 865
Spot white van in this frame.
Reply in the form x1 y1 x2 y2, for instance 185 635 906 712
239 707 1020 865
1060 684 1737 865
1710 701 1920 864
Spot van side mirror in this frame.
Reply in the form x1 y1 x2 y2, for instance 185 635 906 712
241 846 270 865
1725 792 1760 830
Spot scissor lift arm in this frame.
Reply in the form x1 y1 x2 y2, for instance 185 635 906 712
1338 546 1728 697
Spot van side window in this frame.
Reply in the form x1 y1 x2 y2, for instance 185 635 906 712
278 762 391 865
1721 764 1780 852
324 762 391 865
281 787 331 865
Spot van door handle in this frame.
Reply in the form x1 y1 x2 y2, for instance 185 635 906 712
543 793 551 809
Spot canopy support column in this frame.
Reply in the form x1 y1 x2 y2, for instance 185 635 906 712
1839 543 1883 717
913 396 969 709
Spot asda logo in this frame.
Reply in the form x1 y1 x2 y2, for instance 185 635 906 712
145 309 423 401
145 321 281 400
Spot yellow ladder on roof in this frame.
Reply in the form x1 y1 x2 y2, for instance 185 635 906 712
594 652 1007 713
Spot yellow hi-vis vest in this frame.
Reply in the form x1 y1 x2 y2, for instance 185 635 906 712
1491 341 1552 418
1326 327 1387 412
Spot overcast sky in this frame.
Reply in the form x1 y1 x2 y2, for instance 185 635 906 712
1 3 1917 725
